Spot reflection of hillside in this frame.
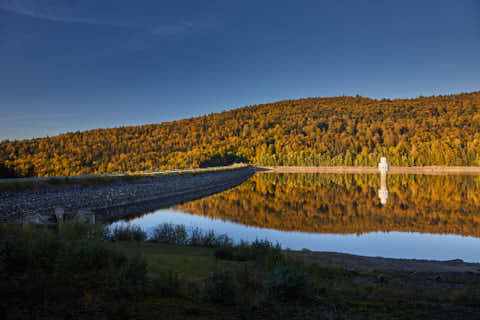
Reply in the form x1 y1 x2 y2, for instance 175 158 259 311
174 173 480 236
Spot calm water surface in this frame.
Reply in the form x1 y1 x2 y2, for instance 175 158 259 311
111 173 480 262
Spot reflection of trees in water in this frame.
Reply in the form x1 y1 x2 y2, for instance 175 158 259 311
175 173 480 236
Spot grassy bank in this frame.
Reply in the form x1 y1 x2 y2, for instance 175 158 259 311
1 222 480 319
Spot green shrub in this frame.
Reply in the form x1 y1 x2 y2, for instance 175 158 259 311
214 241 253 261
213 239 282 263
0 235 32 274
188 227 232 247
189 227 204 246
151 271 181 297
57 239 112 272
204 267 235 305
109 224 147 241
151 223 175 243
150 223 233 247
59 220 109 241
0 222 149 315
201 229 218 247
235 264 262 292
212 233 233 247
263 266 308 301
0 227 64 275
110 254 148 297
214 246 235 260
29 230 62 271
150 223 188 244
174 224 188 244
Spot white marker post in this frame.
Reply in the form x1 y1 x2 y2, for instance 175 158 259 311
378 157 389 205
378 157 390 174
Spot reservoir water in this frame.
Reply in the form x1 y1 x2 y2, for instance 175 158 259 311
111 173 480 262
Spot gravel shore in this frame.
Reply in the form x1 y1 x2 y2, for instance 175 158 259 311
0 167 254 224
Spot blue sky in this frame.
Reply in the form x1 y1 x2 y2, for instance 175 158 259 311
1 0 479 140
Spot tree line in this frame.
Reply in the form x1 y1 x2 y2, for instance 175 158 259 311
1 91 480 177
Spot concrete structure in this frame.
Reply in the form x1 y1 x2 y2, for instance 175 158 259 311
56 207 95 224
23 213 50 225
54 207 64 223
378 157 390 173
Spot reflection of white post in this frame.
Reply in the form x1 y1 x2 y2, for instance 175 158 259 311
378 157 389 205
378 173 389 205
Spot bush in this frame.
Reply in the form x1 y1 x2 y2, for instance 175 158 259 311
0 227 63 275
214 234 233 247
109 224 147 242
151 271 181 297
0 234 33 274
188 228 232 247
189 227 204 246
110 254 148 297
204 268 235 305
151 223 188 244
150 223 233 248
213 239 282 263
263 266 308 301
214 246 235 260
0 222 149 316
201 229 218 247
58 221 109 241
57 238 119 272
151 223 175 243
235 264 262 291
174 224 188 244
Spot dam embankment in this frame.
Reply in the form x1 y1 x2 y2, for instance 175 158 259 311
0 166 254 224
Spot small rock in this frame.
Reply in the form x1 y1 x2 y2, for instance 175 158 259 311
376 274 385 283
23 213 49 225
447 259 464 263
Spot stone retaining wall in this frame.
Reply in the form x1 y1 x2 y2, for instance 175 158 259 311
0 167 254 224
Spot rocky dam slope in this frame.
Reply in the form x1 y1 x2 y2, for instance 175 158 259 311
0 167 254 224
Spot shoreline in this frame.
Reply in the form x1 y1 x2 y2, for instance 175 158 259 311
0 166 254 224
292 249 480 274
255 165 480 175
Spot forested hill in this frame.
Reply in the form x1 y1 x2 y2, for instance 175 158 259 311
1 91 480 178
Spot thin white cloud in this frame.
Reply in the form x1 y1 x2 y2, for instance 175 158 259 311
0 0 204 36
0 0 126 26
152 21 194 36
